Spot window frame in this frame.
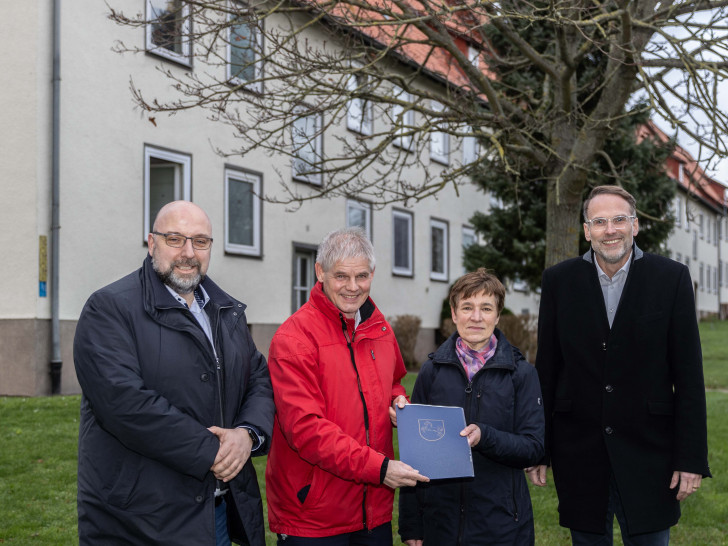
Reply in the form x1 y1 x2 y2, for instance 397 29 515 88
143 145 192 241
145 0 192 65
462 128 479 165
292 244 318 313
346 73 373 136
429 217 449 282
429 100 450 165
226 1 264 93
291 107 324 186
392 86 414 151
224 166 262 257
392 209 414 277
346 199 372 241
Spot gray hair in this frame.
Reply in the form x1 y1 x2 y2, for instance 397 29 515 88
316 227 376 272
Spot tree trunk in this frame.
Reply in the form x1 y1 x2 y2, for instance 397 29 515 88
544 176 585 268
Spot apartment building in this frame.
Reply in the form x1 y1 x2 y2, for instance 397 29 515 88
1 1 509 395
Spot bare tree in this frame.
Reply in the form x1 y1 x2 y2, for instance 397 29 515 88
109 0 728 267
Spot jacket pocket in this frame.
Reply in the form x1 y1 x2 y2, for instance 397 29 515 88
648 401 674 416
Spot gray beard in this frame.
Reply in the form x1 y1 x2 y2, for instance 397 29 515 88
152 256 205 294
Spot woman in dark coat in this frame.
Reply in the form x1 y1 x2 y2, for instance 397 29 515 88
398 268 544 546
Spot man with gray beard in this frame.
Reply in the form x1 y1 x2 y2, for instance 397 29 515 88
74 201 274 546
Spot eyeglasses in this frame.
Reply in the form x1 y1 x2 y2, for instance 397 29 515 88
585 215 635 231
152 232 213 250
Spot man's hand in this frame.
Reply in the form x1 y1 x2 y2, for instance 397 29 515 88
383 459 429 489
404 540 423 546
670 470 702 501
460 424 481 447
525 464 548 487
208 426 253 482
389 395 408 426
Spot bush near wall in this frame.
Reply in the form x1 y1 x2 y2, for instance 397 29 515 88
391 314 422 370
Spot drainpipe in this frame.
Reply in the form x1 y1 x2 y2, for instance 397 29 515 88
50 0 62 394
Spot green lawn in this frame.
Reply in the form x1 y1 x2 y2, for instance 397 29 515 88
1 321 727 545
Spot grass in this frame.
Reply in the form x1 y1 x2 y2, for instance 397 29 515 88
1 321 727 545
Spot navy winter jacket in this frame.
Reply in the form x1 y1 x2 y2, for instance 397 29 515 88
74 256 275 545
398 329 544 545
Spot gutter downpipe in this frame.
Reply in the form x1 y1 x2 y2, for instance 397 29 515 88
50 0 62 394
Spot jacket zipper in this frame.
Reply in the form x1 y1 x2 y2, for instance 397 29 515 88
340 314 370 530
457 378 474 545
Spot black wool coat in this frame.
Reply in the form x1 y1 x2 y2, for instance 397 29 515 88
536 247 710 535
399 329 544 545
74 256 275 545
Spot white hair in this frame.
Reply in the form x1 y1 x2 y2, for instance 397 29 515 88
316 227 376 272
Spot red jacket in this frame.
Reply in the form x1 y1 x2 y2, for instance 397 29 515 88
266 282 407 537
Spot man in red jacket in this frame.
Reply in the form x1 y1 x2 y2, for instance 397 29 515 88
266 227 429 545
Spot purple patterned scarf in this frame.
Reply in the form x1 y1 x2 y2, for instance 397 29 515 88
455 334 498 380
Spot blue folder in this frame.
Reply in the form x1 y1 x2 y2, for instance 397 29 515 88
396 404 474 480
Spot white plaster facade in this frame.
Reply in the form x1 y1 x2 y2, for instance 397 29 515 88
2 2 725 396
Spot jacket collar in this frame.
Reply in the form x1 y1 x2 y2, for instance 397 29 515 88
431 328 517 371
141 255 244 313
308 281 376 326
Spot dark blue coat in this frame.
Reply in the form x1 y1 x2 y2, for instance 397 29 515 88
74 256 275 545
398 329 544 545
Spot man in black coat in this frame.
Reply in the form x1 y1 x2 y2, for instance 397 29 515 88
74 201 275 545
528 185 710 545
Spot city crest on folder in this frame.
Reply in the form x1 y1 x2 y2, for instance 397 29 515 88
418 419 445 441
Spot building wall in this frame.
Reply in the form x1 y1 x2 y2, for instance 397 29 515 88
2 2 725 395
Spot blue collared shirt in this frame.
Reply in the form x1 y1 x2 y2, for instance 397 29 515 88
583 245 643 328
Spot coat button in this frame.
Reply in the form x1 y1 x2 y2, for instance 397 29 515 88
601 342 607 351
382 327 386 331
200 373 210 382
195 495 204 503
605 426 613 435
605 385 613 392
233 312 238 316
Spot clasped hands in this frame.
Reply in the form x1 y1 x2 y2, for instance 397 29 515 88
208 426 253 482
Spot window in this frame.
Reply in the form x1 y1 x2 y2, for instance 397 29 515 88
707 218 711 244
146 0 191 64
714 267 718 294
346 199 372 240
461 226 477 275
392 209 413 276
678 162 684 182
292 108 323 185
227 3 263 93
430 218 449 282
224 167 261 256
699 263 704 291
144 145 192 239
392 87 413 151
706 265 711 292
674 196 682 227
292 246 317 312
468 45 480 67
430 101 449 165
462 128 479 165
720 260 724 287
699 214 704 239
346 73 372 135
692 231 698 260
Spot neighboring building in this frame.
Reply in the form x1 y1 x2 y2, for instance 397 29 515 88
641 122 728 319
0 1 509 395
